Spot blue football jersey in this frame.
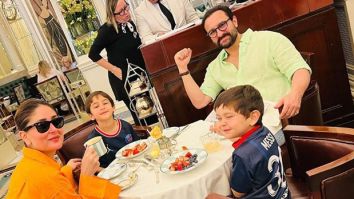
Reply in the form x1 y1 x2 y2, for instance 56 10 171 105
231 126 290 199
87 119 139 167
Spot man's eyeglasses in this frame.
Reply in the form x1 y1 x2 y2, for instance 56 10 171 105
114 4 130 16
23 116 65 133
207 19 231 38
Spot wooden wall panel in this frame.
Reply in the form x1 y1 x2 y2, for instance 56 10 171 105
141 0 353 126
308 0 333 11
272 0 309 21
275 7 354 124
150 49 219 126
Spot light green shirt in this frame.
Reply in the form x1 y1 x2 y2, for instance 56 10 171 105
200 29 311 102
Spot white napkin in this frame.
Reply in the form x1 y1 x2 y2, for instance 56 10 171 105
262 101 282 134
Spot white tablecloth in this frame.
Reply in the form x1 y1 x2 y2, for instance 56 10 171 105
112 120 234 199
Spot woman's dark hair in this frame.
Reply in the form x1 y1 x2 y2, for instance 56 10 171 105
202 5 234 32
85 91 115 114
214 85 264 125
14 98 55 131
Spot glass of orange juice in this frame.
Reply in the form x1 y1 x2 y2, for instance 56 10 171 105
150 142 160 159
149 126 162 139
200 133 222 153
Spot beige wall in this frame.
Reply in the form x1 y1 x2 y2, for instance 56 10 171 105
79 60 115 99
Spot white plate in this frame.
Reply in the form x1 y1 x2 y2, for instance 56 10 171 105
160 149 208 174
111 173 138 190
115 139 150 159
97 163 127 180
163 127 180 138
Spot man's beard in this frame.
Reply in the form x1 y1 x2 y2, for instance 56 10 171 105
216 28 238 49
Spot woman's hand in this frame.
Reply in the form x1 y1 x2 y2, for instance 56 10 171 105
80 147 100 176
111 67 123 80
66 158 81 171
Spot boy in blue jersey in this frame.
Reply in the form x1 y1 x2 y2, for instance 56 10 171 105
85 91 139 168
207 85 290 199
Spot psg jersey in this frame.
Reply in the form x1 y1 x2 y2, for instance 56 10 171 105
87 119 139 167
231 126 290 199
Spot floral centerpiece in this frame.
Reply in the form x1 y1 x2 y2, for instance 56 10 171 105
73 31 97 55
59 0 98 37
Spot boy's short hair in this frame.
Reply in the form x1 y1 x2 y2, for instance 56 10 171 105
214 85 264 125
85 91 115 114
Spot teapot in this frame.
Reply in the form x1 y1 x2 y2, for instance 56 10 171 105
135 94 153 117
130 78 143 92
130 78 147 93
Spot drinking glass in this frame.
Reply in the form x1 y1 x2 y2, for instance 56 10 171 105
150 142 160 159
200 133 222 153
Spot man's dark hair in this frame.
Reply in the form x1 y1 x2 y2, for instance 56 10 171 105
213 85 264 125
202 5 234 33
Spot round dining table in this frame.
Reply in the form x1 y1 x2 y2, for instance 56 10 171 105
103 120 234 199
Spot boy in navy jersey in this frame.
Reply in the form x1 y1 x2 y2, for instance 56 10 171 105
207 85 290 199
85 91 139 168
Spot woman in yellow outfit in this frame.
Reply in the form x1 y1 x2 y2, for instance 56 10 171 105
6 99 120 198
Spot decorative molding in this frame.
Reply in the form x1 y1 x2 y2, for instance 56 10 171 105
0 70 27 85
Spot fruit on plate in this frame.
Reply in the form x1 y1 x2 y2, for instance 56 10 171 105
122 142 148 157
169 152 198 171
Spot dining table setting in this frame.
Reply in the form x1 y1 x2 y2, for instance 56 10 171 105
98 119 234 199
97 101 282 199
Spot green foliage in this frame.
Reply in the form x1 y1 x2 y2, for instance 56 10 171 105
60 0 96 25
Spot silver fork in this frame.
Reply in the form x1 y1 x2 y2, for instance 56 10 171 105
128 164 141 178
144 154 160 184
170 124 190 140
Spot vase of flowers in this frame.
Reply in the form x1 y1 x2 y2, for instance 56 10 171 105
60 0 98 37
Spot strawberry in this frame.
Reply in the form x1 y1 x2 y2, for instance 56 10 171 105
185 152 192 158
133 148 139 155
177 164 183 171
122 150 129 157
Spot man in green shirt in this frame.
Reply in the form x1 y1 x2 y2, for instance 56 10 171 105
174 5 311 120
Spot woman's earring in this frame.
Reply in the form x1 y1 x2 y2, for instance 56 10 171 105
25 140 32 147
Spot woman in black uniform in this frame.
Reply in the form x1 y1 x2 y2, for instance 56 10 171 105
89 0 152 124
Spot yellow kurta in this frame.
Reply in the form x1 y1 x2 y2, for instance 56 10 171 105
6 147 120 199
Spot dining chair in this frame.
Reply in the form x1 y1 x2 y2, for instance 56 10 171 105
286 52 323 126
34 76 72 116
13 84 27 104
35 76 66 105
282 125 354 199
57 120 150 164
63 68 91 102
